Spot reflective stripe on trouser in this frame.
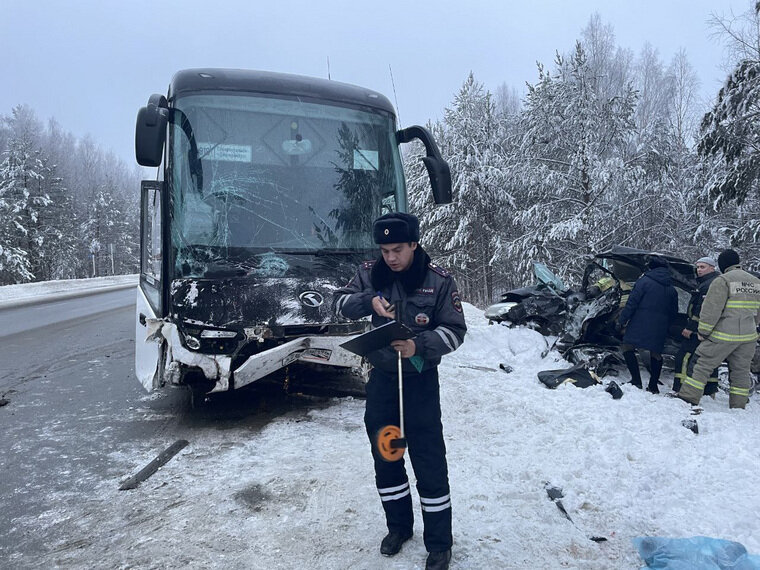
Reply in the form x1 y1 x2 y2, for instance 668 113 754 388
364 366 452 552
674 338 718 393
679 339 755 408
673 337 698 392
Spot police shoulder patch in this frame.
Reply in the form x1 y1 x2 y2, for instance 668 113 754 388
451 290 463 313
428 263 450 278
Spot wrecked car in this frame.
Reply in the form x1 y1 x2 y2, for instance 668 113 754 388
484 262 570 335
488 246 697 364
559 246 697 358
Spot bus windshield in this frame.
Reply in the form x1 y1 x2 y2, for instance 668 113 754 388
169 93 405 277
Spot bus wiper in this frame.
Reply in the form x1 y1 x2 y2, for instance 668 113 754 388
315 248 373 256
268 248 371 256
202 262 247 278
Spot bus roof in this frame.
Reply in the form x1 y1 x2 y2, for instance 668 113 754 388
169 68 397 116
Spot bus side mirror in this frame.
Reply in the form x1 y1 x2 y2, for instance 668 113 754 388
396 126 452 204
136 94 169 167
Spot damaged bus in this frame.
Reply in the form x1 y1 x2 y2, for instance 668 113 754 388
134 69 451 398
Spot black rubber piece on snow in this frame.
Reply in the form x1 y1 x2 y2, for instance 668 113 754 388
119 439 189 490
681 419 699 434
605 381 623 399
545 485 573 522
0 398 9 407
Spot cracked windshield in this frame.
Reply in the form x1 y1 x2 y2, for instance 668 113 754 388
170 93 404 277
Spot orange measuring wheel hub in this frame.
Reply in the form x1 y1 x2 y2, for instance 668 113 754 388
377 425 405 462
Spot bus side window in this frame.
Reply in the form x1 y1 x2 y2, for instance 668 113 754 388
141 181 162 312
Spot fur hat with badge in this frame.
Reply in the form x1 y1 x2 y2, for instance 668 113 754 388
373 212 420 244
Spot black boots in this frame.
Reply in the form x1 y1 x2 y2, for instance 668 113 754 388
647 357 663 394
426 549 452 570
623 350 642 388
381 531 450 569
380 530 413 556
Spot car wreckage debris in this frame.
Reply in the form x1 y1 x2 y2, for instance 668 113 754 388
544 483 607 543
487 247 705 375
604 380 624 399
119 439 189 491
681 419 699 434
537 363 601 389
457 364 499 373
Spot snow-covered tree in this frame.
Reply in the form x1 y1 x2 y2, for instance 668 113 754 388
506 43 639 285
666 49 701 145
407 73 514 305
0 104 141 283
0 153 34 284
698 2 760 244
581 13 634 102
633 43 673 137
0 106 49 284
80 183 133 277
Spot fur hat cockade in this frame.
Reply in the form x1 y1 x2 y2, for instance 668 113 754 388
372 212 420 244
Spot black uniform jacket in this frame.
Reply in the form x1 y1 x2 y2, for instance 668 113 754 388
685 271 720 336
334 246 467 375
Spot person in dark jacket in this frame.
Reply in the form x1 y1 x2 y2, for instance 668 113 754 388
673 256 720 394
617 255 679 393
334 212 466 570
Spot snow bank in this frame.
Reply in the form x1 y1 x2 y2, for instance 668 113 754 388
440 304 760 567
0 274 137 307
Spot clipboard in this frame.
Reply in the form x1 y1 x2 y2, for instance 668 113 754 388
339 321 414 357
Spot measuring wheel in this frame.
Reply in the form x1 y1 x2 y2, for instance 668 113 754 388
377 424 406 462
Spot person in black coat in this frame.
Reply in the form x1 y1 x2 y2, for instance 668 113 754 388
616 255 679 393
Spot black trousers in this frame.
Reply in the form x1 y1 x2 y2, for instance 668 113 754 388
674 336 718 393
364 366 452 553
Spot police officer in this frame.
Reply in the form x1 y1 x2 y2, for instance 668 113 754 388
673 256 720 394
334 212 466 570
677 249 760 408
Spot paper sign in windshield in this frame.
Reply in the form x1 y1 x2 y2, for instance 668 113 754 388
353 149 378 170
198 143 252 162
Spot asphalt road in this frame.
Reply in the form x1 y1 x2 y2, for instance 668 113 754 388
0 288 155 562
0 287 340 568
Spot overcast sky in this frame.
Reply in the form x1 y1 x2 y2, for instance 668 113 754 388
1 0 750 166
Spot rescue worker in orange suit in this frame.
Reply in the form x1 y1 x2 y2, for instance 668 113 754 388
677 249 760 408
334 212 466 570
672 256 720 394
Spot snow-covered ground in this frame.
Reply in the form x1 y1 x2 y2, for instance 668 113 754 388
0 274 137 308
4 277 759 568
